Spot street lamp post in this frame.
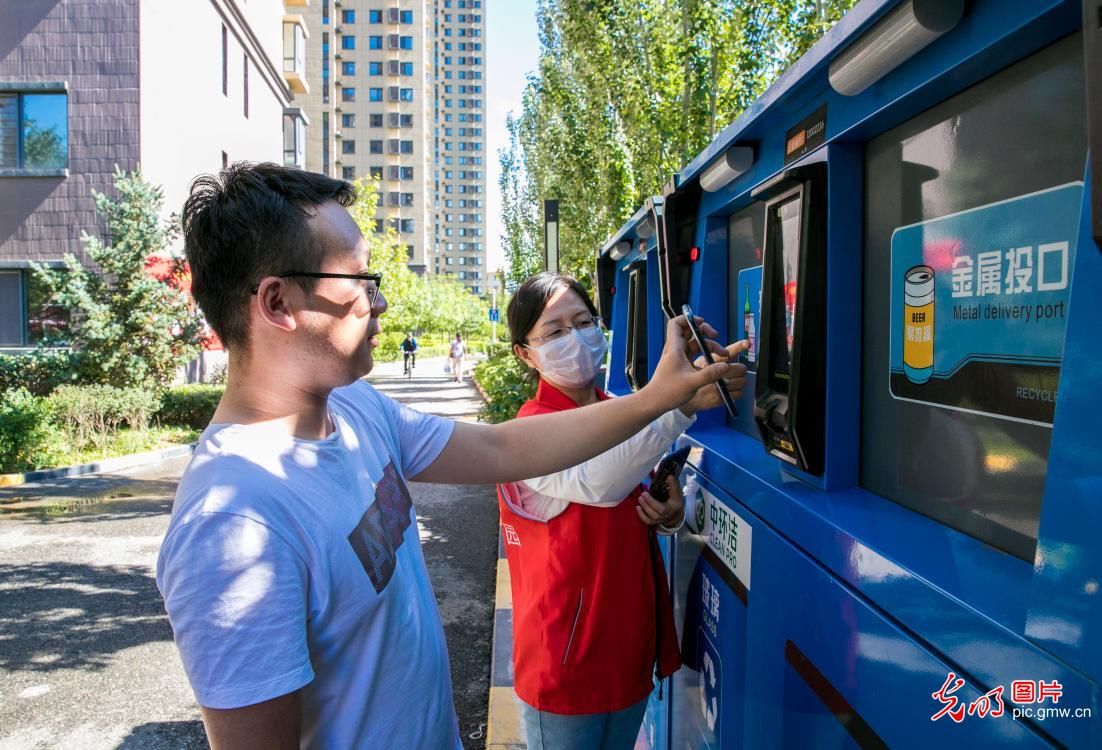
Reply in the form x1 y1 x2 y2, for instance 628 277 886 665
544 199 559 273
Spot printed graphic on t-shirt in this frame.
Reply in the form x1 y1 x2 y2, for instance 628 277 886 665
348 462 414 592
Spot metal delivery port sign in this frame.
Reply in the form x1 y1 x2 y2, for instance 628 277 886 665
889 182 1083 426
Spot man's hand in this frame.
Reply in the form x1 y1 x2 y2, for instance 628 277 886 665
636 475 685 528
680 340 751 417
641 315 732 414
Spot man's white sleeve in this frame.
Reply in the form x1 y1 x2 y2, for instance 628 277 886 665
156 511 314 709
518 408 695 514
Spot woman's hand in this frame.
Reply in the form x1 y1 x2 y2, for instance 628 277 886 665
679 340 751 417
636 475 685 529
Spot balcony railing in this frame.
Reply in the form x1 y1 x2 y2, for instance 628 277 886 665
282 18 309 94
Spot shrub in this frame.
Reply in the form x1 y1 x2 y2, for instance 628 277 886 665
0 349 80 396
0 389 63 472
156 384 224 430
473 345 535 424
30 167 204 388
46 385 162 451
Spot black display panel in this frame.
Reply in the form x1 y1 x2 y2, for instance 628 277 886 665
861 35 1086 561
660 181 702 319
625 262 649 391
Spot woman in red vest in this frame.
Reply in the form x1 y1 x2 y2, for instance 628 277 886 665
498 273 748 749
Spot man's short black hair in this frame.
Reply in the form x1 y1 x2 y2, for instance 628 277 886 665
181 162 357 351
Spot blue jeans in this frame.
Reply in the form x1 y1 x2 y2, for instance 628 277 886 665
520 697 648 750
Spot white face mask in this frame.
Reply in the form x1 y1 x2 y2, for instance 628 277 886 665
530 325 609 389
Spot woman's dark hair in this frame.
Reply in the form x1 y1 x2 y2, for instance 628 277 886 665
507 272 598 350
181 162 357 351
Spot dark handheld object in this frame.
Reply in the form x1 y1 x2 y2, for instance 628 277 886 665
681 305 738 418
649 447 691 503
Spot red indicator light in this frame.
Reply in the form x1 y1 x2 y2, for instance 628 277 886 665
689 247 700 262
610 286 615 295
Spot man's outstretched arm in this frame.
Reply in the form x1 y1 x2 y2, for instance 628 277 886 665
411 315 730 485
200 691 301 750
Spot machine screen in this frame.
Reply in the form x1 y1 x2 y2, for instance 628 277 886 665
769 195 802 389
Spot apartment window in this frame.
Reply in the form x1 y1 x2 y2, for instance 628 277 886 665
0 271 70 346
400 219 414 233
387 34 399 49
342 87 356 101
342 61 355 76
342 166 356 179
369 87 383 101
322 112 329 172
369 165 384 179
388 86 399 102
369 10 382 23
387 8 400 23
369 36 382 49
342 140 355 155
401 10 413 23
322 0 329 24
369 61 383 75
401 193 414 207
342 113 356 127
387 59 400 75
400 36 413 50
400 140 413 154
369 113 383 127
342 9 355 23
243 55 249 117
369 140 383 154
0 91 68 169
399 88 413 102
342 35 356 50
400 166 413 179
221 25 228 95
401 62 413 76
388 138 400 154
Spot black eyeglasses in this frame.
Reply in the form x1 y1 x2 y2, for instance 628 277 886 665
251 271 383 306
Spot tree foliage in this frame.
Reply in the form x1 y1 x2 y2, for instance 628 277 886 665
349 179 486 357
500 0 856 286
32 167 204 388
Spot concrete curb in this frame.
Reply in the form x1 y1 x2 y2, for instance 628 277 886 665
486 527 526 749
0 442 197 488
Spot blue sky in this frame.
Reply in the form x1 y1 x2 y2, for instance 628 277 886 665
485 0 539 275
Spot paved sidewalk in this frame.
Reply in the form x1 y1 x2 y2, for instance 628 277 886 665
0 357 498 749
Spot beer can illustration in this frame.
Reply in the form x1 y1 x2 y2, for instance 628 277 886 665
903 265 935 384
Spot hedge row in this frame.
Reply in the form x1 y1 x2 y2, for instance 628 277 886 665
0 383 225 473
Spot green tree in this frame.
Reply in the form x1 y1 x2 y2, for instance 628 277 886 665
348 178 487 355
500 0 857 285
32 167 204 388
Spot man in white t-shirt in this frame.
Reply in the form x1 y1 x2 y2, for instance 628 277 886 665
157 163 738 749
